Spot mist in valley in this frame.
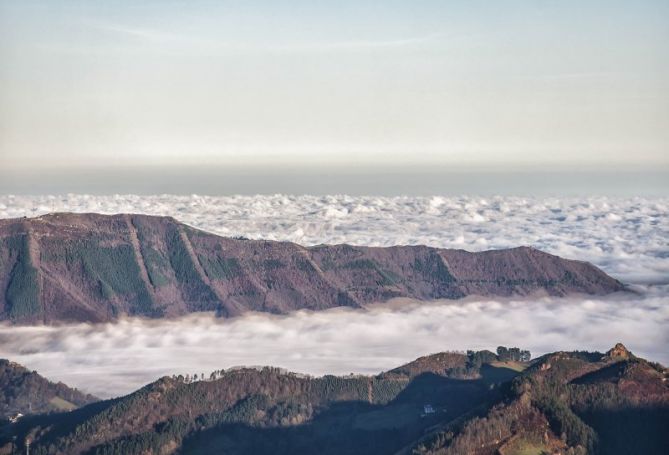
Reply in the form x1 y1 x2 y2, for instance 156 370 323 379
1 286 666 398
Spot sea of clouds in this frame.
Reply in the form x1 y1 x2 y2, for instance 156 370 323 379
0 194 667 397
1 194 667 283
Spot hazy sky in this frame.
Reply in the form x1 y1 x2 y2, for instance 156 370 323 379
1 0 668 171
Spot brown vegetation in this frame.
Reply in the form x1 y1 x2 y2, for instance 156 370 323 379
0 213 625 325
1 344 665 455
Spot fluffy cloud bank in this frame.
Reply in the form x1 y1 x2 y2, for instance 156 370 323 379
0 286 666 398
0 194 667 397
1 194 667 284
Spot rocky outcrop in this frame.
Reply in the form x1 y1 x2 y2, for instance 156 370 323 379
607 342 633 360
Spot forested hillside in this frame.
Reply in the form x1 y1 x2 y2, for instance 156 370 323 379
0 360 97 419
411 344 669 455
1 344 666 455
0 213 624 325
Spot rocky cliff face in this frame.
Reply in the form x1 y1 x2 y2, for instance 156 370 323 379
0 213 625 324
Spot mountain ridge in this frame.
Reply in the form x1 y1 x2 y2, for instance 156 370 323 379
1 343 666 455
0 213 625 325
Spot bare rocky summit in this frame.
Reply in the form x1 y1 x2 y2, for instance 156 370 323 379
0 213 624 324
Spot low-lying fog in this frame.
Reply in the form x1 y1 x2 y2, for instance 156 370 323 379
1 286 666 398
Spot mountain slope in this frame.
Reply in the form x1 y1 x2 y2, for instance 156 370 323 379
0 359 97 418
411 344 669 455
0 213 624 324
2 344 666 455
0 349 514 455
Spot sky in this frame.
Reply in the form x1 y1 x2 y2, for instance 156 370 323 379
1 0 668 175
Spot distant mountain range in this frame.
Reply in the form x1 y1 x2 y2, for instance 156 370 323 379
0 213 624 324
1 343 667 454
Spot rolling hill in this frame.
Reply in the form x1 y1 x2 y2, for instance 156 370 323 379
0 344 666 455
0 213 624 324
0 359 97 419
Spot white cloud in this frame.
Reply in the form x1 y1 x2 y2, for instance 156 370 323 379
1 195 667 284
1 194 666 398
0 287 666 398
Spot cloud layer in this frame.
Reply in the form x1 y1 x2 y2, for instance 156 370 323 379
0 287 666 398
1 194 667 283
0 195 667 398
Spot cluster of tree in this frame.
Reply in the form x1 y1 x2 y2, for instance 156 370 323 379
531 384 597 452
413 370 595 455
172 367 315 385
3 235 41 320
465 349 498 370
164 224 220 311
371 379 409 405
412 399 578 455
496 346 531 362
171 372 209 383
41 234 160 317
134 221 172 288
